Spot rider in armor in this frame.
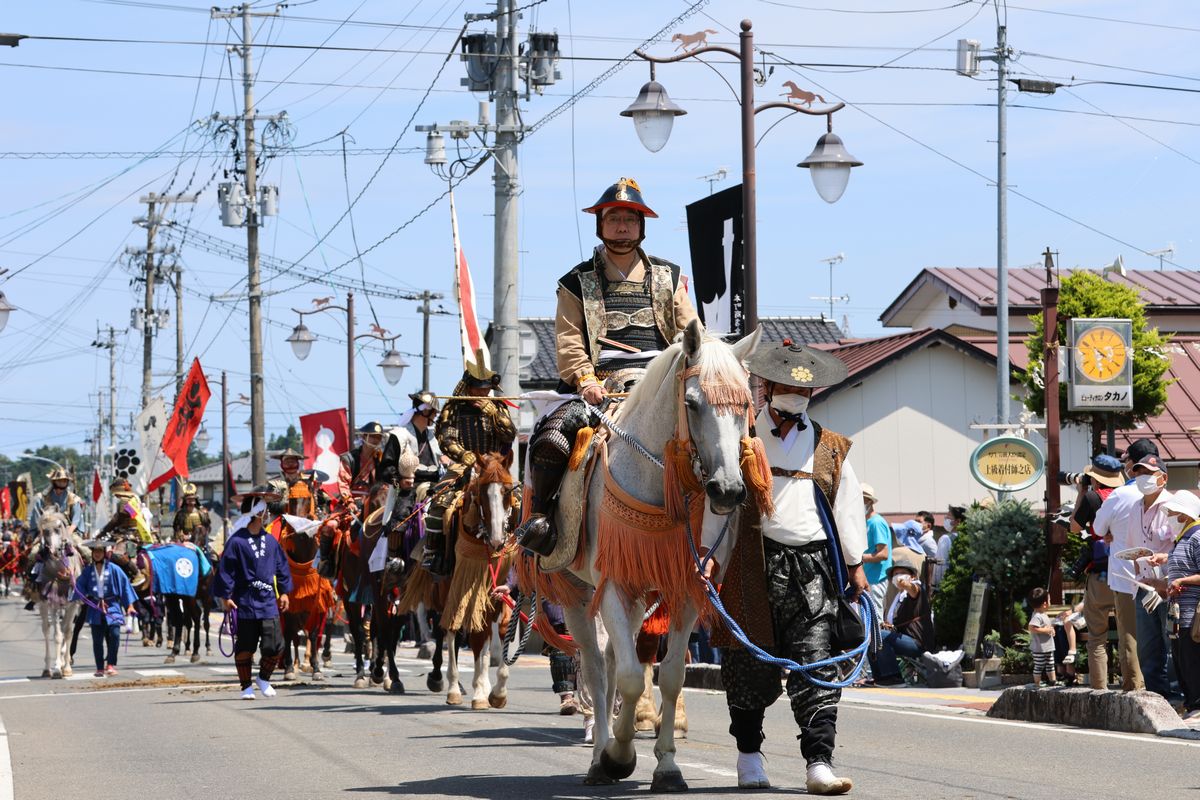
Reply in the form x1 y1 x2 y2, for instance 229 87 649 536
421 366 516 575
172 483 208 545
97 479 148 588
395 391 444 493
338 422 389 515
516 178 698 555
29 468 84 534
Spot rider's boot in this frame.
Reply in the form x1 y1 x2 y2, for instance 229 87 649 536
514 456 564 557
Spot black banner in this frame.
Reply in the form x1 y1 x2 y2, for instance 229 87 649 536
685 185 744 336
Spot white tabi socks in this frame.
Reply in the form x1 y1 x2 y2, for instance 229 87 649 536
806 761 852 795
736 751 770 789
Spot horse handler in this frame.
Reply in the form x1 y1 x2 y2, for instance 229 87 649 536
215 486 293 700
76 540 137 678
712 340 868 795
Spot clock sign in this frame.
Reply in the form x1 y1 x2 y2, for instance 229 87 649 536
1067 318 1133 412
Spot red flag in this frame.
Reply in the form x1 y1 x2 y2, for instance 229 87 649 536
91 468 102 503
300 408 349 497
0 487 9 519
158 358 211 481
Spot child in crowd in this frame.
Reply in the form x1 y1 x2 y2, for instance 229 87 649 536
1028 587 1057 687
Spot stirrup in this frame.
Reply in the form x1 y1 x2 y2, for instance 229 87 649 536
515 514 557 557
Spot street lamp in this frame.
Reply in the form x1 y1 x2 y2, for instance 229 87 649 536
288 294 410 432
194 423 211 452
623 19 861 334
378 349 410 386
286 322 316 360
0 290 14 334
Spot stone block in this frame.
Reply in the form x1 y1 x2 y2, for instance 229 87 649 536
987 685 1181 734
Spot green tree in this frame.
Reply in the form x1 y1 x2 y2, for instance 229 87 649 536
267 424 302 453
1022 271 1170 435
932 527 974 650
0 446 94 493
966 500 1047 643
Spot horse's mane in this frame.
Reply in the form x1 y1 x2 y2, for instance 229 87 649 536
623 335 751 415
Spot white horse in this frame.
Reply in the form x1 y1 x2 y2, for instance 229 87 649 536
33 509 83 679
558 320 761 791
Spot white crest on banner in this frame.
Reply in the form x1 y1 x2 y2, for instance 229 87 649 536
113 397 170 497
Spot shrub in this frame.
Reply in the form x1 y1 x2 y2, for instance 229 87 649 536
1001 631 1033 675
932 528 974 649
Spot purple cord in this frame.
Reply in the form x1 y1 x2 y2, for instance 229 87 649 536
218 608 238 658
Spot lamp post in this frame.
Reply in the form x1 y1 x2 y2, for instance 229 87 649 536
623 19 861 335
0 268 17 333
288 293 409 433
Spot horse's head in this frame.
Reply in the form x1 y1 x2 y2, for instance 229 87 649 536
470 451 516 552
678 319 762 515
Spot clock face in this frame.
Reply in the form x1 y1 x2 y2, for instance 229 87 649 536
1075 326 1128 381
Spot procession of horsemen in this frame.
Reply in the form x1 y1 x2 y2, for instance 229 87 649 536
7 179 880 796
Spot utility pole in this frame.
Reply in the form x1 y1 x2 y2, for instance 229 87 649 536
128 192 196 408
174 266 185 396
91 326 119 483
416 290 448 391
492 0 521 407
212 3 281 485
221 370 229 536
1041 247 1063 603
995 23 1010 427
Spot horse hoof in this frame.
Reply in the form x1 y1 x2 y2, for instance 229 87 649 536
206 648 213 656
427 677 445 694
284 671 297 682
651 770 689 793
635 719 656 733
446 692 463 706
371 672 385 686
353 675 368 690
488 692 507 709
40 669 51 679
416 642 434 660
471 699 489 710
584 764 618 786
164 655 176 664
50 671 63 680
600 749 637 780
190 653 200 664
312 671 327 683
61 666 72 677
389 680 405 695
142 639 152 648
382 677 392 691
322 658 332 668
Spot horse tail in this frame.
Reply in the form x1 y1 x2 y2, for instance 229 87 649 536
815 93 827 103
705 28 718 34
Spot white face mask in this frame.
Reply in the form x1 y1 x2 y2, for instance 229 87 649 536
1134 474 1162 496
1167 516 1185 536
770 394 809 416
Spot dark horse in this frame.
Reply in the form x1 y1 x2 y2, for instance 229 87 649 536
318 496 373 688
155 544 214 665
280 515 335 682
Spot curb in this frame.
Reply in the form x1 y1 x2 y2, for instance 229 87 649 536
987 685 1190 737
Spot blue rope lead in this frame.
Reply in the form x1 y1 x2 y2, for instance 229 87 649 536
684 507 876 690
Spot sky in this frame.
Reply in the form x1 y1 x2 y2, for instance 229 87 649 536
0 0 1196 462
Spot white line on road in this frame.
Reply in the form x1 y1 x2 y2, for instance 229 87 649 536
852 703 1200 747
0 714 14 800
0 679 28 685
136 669 182 677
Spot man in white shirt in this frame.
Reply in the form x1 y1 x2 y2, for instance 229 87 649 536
1093 452 1175 692
931 505 965 590
715 340 866 796
1096 452 1175 697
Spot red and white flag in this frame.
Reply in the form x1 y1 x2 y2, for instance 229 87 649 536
91 467 102 503
450 191 491 376
300 408 349 497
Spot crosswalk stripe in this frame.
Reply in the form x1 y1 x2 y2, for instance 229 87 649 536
135 669 182 677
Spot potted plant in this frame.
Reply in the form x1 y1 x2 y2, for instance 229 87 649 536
981 630 1001 659
1001 631 1035 684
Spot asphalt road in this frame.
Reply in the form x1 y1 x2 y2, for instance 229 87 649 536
1 593 1196 800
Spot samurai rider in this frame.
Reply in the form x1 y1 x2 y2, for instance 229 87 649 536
712 340 868 795
394 390 445 496
516 177 698 555
172 483 209 548
214 485 293 701
420 365 516 576
23 468 85 608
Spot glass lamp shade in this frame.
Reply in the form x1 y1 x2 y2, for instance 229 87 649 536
620 80 686 153
378 349 410 386
286 322 316 360
0 291 15 333
194 425 210 452
797 132 862 204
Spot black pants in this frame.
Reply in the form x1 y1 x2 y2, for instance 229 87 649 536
721 540 841 765
234 616 284 688
91 622 120 671
1173 634 1200 712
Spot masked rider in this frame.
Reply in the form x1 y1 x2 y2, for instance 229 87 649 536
421 366 516 575
516 178 698 555
339 422 389 518
395 391 444 496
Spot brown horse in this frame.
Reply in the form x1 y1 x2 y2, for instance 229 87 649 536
317 499 373 688
281 516 335 681
438 452 519 708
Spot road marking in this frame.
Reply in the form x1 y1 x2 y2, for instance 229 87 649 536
209 668 237 674
676 760 738 778
0 715 13 800
136 669 182 677
852 704 1200 747
0 684 224 702
0 679 28 685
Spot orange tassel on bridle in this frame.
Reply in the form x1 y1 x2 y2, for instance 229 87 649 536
741 435 774 517
663 437 701 524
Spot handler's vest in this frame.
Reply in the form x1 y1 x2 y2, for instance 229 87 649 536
710 422 853 650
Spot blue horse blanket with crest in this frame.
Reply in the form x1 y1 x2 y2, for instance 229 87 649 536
147 543 212 596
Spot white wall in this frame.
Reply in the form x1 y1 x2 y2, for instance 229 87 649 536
812 340 1091 515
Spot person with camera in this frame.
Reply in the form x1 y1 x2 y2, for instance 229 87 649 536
1068 453 1126 689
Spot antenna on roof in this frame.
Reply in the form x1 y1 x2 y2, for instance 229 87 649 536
817 253 846 319
1147 244 1175 271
